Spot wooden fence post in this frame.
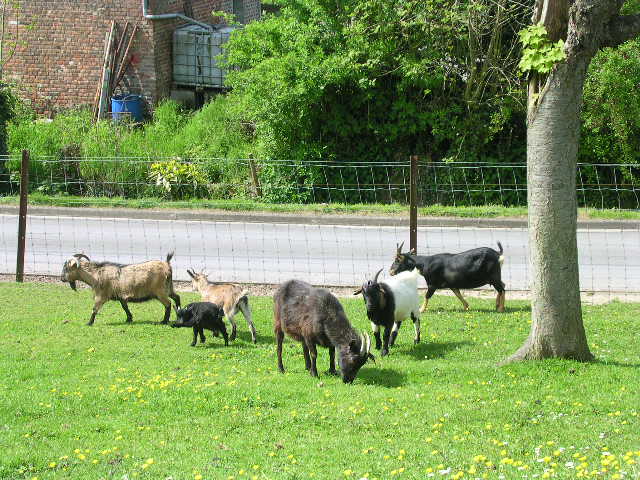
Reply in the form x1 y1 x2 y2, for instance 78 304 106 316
409 155 418 254
16 149 29 282
249 155 262 198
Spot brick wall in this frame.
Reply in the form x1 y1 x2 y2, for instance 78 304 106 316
2 0 259 117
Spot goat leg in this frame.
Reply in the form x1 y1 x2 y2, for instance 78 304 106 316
276 329 285 373
305 341 319 378
87 297 107 326
411 312 421 344
451 288 469 311
119 300 133 323
191 327 198 347
421 287 437 313
220 324 229 346
238 298 257 343
328 347 338 376
371 322 382 350
170 292 181 309
390 321 402 347
302 344 311 371
381 326 392 356
226 312 238 341
199 327 206 344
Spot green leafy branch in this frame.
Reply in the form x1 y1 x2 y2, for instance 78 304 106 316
518 24 566 74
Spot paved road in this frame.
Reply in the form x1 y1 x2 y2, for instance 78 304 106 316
1 213 639 291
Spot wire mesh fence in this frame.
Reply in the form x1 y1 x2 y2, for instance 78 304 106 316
1 154 639 301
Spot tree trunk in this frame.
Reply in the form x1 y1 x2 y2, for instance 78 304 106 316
506 59 593 362
504 0 640 364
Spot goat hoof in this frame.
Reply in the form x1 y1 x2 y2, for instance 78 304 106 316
190 344 196 347
419 307 427 314
414 339 420 345
252 338 257 344
381 349 389 357
327 369 339 376
230 333 237 341
278 367 285 374
86 322 94 327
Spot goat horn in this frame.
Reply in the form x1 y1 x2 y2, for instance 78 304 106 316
397 241 404 254
73 253 90 261
352 287 362 295
359 332 366 355
373 268 383 284
186 269 195 279
365 332 371 354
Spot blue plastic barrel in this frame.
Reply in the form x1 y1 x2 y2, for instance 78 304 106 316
111 94 144 122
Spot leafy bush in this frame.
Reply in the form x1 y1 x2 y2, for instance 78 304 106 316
148 160 208 200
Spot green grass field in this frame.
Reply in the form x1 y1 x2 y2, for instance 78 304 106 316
1 282 638 480
2 194 640 220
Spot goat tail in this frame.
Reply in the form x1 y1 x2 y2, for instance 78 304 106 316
496 241 505 265
166 251 175 263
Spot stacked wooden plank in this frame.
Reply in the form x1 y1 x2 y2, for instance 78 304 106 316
94 21 139 121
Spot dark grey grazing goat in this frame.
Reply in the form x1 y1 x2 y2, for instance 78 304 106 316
389 241 506 312
172 302 228 347
274 279 375 383
61 252 181 325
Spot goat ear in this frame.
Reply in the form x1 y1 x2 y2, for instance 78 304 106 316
379 289 386 309
410 248 416 255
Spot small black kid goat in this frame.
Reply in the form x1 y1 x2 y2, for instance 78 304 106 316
172 302 228 347
389 241 506 313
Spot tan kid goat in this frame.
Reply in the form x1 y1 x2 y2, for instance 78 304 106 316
187 269 257 343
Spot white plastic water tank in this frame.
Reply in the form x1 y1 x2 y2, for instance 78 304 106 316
173 24 237 88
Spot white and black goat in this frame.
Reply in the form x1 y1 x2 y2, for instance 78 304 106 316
61 252 180 325
353 267 422 356
389 241 506 312
274 279 375 383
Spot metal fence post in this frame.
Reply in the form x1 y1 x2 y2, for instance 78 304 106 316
409 155 418 253
16 149 29 282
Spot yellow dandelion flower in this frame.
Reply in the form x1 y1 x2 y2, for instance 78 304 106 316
48 462 56 468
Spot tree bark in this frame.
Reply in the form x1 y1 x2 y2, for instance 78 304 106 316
506 59 593 362
505 0 640 364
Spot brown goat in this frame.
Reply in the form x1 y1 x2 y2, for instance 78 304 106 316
187 269 257 343
61 253 180 325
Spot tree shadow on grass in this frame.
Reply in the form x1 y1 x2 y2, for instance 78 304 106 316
356 367 407 388
405 341 473 360
102 320 166 326
592 359 640 369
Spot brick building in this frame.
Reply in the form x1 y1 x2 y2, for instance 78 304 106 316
1 0 261 116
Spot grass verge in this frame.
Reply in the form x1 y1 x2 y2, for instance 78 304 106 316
1 194 639 219
1 283 639 479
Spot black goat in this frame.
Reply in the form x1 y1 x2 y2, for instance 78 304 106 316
172 302 228 347
389 241 506 312
274 279 375 383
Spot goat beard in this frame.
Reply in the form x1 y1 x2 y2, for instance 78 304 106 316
67 280 77 291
